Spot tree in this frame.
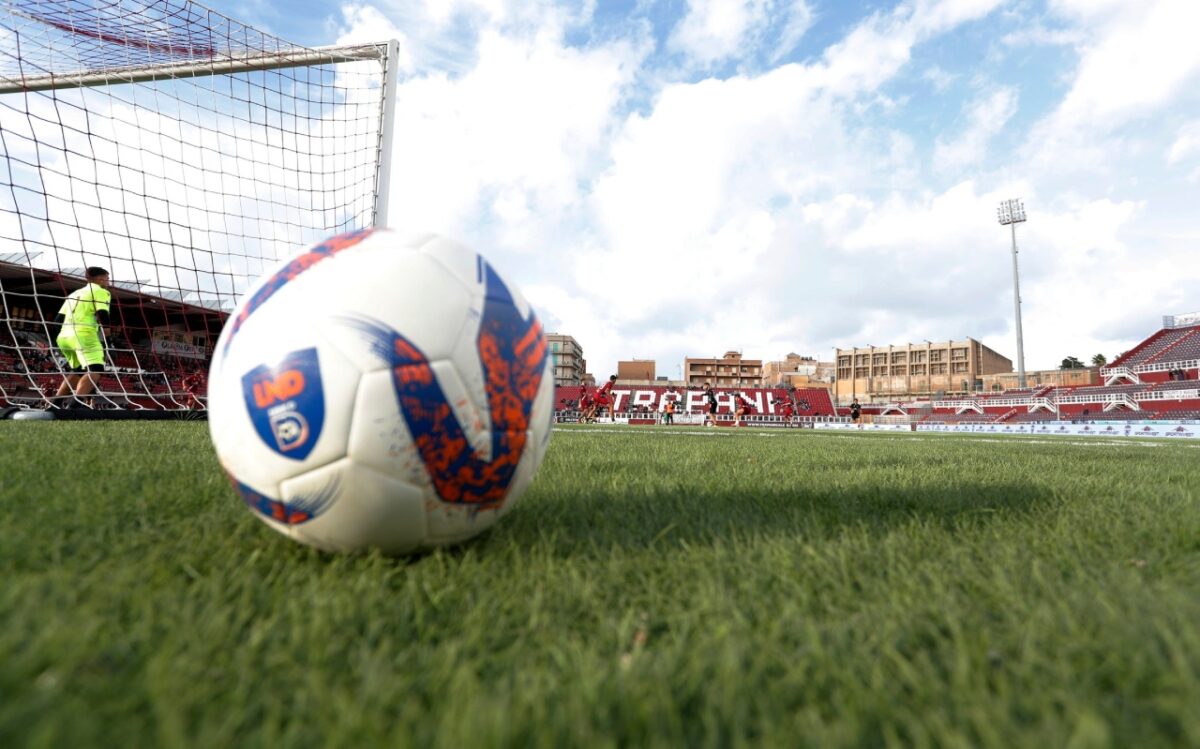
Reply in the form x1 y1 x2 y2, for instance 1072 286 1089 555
1091 353 1107 367
1060 356 1085 369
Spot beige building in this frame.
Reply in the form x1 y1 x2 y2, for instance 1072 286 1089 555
618 359 656 382
546 333 585 387
684 351 763 387
762 353 835 388
834 338 1012 403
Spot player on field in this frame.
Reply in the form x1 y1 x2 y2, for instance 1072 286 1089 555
50 267 114 408
702 383 718 427
578 388 594 423
733 392 755 427
775 396 795 426
849 397 862 424
662 395 676 425
593 374 616 422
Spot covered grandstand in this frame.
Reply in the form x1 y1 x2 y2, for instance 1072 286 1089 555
868 318 1200 425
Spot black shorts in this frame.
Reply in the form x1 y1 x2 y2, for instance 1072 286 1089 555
707 404 717 414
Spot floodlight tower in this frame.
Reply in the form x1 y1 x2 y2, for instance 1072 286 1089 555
997 198 1028 388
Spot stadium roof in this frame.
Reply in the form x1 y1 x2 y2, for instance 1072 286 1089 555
111 280 151 292
0 258 229 332
190 296 236 311
0 251 40 265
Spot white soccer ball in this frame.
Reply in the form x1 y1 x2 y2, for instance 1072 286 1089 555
207 230 554 554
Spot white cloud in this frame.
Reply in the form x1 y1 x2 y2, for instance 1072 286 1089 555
383 27 643 245
1055 0 1200 125
811 0 1003 97
667 0 814 69
934 87 1018 174
1000 25 1082 48
1167 121 1200 166
669 0 769 66
1026 0 1200 177
922 65 957 92
771 0 815 63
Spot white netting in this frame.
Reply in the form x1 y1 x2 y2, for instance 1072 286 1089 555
0 0 394 411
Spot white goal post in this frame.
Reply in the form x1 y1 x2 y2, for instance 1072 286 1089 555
0 0 400 413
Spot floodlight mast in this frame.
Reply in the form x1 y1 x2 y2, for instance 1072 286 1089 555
997 198 1028 388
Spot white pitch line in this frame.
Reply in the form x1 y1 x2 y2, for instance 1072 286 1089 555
553 427 784 437
551 426 1200 448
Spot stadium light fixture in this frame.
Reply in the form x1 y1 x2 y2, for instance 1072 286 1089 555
997 198 1028 388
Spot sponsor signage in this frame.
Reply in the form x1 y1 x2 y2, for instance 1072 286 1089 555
814 423 910 432
914 422 1200 439
152 336 207 360
556 385 833 416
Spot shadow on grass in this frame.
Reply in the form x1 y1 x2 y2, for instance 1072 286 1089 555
499 480 1057 556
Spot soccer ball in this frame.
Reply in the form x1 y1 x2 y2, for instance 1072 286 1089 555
207 230 554 554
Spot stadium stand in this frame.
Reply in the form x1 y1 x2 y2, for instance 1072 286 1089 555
1112 326 1198 368
1058 384 1150 399
890 322 1200 426
552 384 836 418
1163 332 1200 363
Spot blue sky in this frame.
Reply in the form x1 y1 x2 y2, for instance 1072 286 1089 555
206 0 1200 378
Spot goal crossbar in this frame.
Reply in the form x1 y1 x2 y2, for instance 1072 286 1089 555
0 43 390 94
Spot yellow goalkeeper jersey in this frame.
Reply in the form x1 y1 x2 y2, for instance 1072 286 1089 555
57 282 112 336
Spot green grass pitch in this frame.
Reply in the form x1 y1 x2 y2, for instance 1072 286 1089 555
2 422 1199 747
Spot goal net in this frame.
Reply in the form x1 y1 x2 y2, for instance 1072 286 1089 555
0 0 397 413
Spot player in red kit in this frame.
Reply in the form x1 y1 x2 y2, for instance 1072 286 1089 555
733 392 756 427
593 374 617 422
579 388 595 423
775 396 795 426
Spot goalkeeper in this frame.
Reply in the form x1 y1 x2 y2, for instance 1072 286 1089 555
50 267 114 408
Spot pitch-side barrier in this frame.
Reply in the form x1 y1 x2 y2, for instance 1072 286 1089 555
555 410 849 427
813 421 1200 439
